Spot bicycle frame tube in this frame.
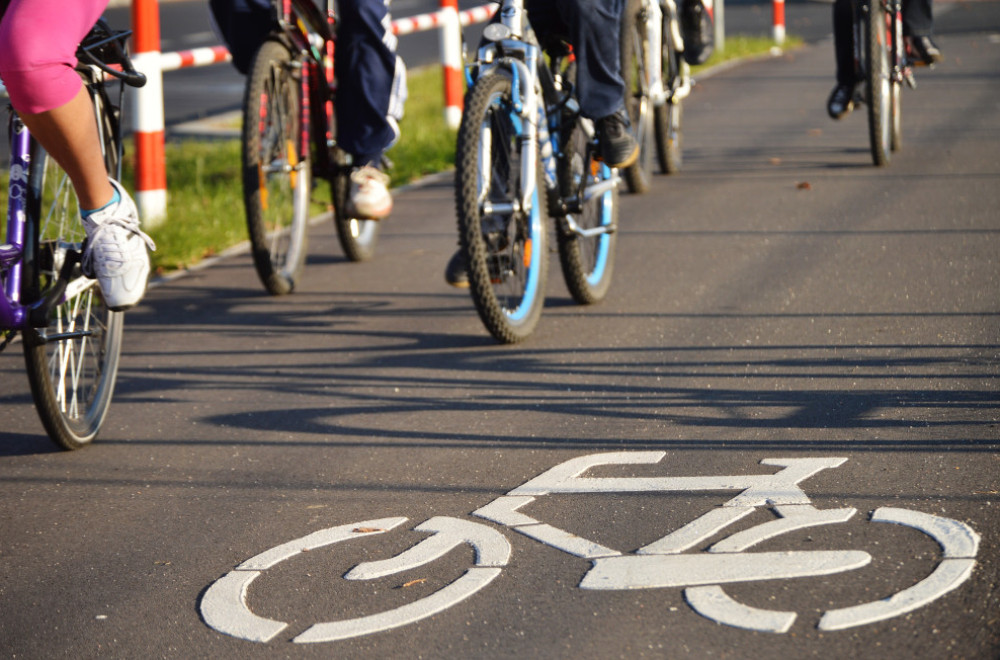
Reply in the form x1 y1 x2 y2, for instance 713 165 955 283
274 0 337 163
645 0 667 105
1 115 31 330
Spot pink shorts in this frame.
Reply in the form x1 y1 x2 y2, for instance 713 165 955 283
0 0 108 114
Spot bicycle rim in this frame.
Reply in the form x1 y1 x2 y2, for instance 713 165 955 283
243 39 311 295
655 15 683 174
455 71 548 343
22 148 123 450
556 116 618 305
864 0 891 166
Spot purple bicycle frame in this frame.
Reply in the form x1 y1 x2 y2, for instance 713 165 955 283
1 115 32 330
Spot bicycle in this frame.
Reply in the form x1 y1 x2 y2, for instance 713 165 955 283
241 0 382 296
1 19 146 450
453 0 622 343
620 0 691 193
853 0 912 166
201 452 980 642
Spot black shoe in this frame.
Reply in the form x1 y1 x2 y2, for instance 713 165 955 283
827 83 855 120
444 248 469 288
596 111 639 169
681 0 715 65
909 35 942 66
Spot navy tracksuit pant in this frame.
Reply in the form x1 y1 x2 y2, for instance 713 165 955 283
210 0 400 164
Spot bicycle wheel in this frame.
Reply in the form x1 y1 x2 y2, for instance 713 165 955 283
655 9 683 174
242 39 311 295
864 0 891 166
455 70 549 343
556 114 619 305
620 0 655 194
331 148 380 262
21 109 123 450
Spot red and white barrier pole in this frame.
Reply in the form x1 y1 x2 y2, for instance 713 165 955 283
773 0 786 45
439 0 463 129
131 0 167 228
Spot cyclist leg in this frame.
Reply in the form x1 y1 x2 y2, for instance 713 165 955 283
527 0 638 167
827 0 857 119
335 0 406 219
0 0 153 309
903 0 941 64
0 0 110 209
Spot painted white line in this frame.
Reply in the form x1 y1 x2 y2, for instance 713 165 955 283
708 505 858 553
238 518 408 570
638 507 755 555
473 495 538 526
818 558 976 631
345 516 511 580
817 507 981 631
293 567 502 643
685 585 797 633
509 451 666 496
200 570 287 643
579 551 872 590
513 523 621 559
872 507 981 558
506 454 850 508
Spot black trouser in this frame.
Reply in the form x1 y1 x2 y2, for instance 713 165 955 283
525 0 626 120
832 0 935 85
211 0 401 164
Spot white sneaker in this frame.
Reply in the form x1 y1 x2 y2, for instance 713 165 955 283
345 165 392 220
81 179 156 311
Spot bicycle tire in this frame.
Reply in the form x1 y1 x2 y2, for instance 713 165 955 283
620 0 654 194
242 38 311 295
864 0 891 166
889 11 902 152
331 149 381 262
890 79 902 152
655 8 683 174
455 70 549 343
556 114 619 305
21 95 124 450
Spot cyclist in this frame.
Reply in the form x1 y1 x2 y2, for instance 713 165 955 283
209 0 406 220
827 0 942 119
445 0 639 288
0 0 155 310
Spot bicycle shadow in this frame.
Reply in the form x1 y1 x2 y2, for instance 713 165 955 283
105 255 999 456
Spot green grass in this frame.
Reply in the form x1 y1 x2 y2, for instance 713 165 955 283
135 36 799 275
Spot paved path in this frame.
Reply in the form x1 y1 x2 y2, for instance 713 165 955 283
2 6 998 658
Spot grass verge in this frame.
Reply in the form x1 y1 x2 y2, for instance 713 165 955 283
132 35 800 275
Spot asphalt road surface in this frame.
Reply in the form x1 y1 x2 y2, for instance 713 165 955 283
2 2 998 658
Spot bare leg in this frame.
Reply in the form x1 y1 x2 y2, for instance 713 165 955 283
17 85 113 210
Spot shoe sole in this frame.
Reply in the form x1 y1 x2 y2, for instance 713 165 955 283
601 144 640 170
828 102 853 120
345 202 392 221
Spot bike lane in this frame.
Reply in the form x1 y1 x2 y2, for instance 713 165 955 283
1 5 998 658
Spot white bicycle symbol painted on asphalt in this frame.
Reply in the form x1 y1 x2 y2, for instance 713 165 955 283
200 452 980 643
